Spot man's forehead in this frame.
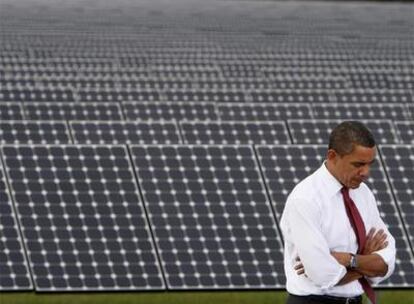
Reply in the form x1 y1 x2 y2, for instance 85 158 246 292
349 144 377 160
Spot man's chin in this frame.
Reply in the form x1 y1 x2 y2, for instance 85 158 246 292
350 181 362 189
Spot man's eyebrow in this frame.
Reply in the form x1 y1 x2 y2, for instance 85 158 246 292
351 159 376 165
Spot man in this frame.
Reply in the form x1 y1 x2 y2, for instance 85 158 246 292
280 121 396 304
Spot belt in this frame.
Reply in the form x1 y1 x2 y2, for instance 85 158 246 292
289 293 363 304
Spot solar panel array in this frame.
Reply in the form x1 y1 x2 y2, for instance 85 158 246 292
0 0 413 293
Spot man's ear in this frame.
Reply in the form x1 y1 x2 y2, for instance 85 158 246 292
326 149 338 163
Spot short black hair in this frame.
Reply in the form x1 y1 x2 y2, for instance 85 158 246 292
328 121 376 156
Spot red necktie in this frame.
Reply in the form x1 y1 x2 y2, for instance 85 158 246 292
341 187 376 304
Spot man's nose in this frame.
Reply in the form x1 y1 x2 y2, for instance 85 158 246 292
360 165 370 178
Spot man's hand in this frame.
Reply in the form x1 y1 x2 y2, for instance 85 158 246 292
294 256 306 276
362 228 388 255
331 228 388 266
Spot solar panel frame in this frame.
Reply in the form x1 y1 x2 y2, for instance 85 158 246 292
0 120 72 145
0 156 33 291
23 102 125 121
1 144 166 292
69 121 183 145
179 121 292 145
130 144 286 290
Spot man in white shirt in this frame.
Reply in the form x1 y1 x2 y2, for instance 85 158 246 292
280 121 396 304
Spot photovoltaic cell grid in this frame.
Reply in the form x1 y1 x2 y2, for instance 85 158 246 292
122 102 218 121
311 103 410 121
1 145 165 291
0 103 25 120
255 145 326 219
164 90 247 103
70 121 182 145
217 103 313 121
78 89 162 103
394 122 414 144
380 145 414 251
333 90 412 104
249 90 331 103
0 121 72 144
0 160 32 290
23 103 124 121
255 145 414 287
180 121 291 145
0 88 75 102
130 145 285 289
287 120 400 145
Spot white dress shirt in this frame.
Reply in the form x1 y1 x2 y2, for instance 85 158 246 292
280 162 396 297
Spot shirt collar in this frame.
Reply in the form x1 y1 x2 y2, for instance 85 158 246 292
319 161 344 197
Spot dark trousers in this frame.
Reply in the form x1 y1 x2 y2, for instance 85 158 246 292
286 293 363 304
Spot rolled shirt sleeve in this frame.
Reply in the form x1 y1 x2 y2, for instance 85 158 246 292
365 189 397 285
283 197 347 289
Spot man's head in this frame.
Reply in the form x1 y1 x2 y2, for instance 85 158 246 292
326 121 376 189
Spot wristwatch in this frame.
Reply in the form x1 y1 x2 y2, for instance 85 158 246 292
349 253 358 269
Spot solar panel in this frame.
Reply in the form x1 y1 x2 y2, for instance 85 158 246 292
380 145 414 250
312 103 410 120
346 72 391 89
271 76 348 90
180 121 291 145
217 103 313 121
130 145 285 289
0 88 75 102
256 145 414 287
250 90 331 103
196 78 272 91
1 145 165 291
255 145 326 219
78 89 162 103
333 89 412 104
70 121 182 145
0 102 25 120
0 121 72 144
164 90 247 103
0 160 33 290
394 121 414 145
122 102 218 121
287 119 400 145
23 102 124 121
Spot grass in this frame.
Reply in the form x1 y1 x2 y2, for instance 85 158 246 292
0 290 413 304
